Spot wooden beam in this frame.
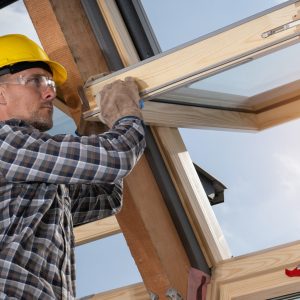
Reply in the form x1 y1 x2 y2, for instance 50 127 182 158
74 216 121 246
152 127 231 265
84 101 258 131
96 0 140 66
249 79 300 111
159 87 251 110
84 2 300 124
24 0 109 126
53 97 72 118
219 269 300 300
246 79 300 129
87 282 149 300
208 240 300 300
24 0 119 240
117 157 191 297
256 97 300 129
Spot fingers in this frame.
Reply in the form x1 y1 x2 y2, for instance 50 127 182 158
98 77 143 128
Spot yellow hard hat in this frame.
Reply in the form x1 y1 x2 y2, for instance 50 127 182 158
0 34 67 85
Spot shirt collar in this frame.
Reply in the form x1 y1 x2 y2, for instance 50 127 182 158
1 119 32 128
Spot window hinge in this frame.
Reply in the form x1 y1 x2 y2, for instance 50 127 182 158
262 19 300 38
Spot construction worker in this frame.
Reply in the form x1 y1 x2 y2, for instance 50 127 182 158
0 34 145 299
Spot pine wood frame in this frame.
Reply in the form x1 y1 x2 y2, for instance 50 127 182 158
74 216 120 246
208 241 300 300
87 282 148 300
84 0 300 131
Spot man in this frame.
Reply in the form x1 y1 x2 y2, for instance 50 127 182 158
0 34 146 299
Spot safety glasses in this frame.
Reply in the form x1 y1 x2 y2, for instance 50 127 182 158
0 74 56 93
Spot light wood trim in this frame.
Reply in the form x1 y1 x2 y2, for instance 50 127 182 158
142 102 257 130
96 0 140 66
88 282 149 300
85 101 258 130
24 0 109 127
219 269 300 300
84 2 300 114
74 216 121 246
209 241 300 300
24 0 81 126
161 87 251 110
152 127 231 265
256 96 300 130
214 240 300 282
249 79 300 111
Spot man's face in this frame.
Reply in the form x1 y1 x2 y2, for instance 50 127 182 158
0 67 56 131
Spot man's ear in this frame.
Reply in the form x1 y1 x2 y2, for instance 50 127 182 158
0 86 7 105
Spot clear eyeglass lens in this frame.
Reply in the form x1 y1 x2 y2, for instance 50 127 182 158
24 75 56 93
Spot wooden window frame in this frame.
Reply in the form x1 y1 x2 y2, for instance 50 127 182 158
83 0 300 131
208 241 300 300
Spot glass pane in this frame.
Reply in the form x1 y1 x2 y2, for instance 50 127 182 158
159 42 300 110
189 43 300 97
141 0 289 51
143 0 300 258
180 117 300 256
142 0 299 101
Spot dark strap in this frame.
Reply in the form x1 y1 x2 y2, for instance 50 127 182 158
0 61 52 76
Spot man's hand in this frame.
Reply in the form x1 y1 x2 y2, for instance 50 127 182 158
98 77 143 128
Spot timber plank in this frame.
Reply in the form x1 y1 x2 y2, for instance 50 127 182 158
24 0 109 126
96 0 140 66
88 283 149 300
152 127 231 265
117 157 191 297
74 216 121 246
84 101 258 131
209 241 300 300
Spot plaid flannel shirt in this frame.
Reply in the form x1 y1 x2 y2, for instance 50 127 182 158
0 117 145 299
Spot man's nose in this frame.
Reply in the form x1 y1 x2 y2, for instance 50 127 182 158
41 86 56 101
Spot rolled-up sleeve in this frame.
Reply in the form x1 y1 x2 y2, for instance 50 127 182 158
0 118 146 184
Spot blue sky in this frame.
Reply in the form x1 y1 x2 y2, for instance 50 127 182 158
1 0 300 297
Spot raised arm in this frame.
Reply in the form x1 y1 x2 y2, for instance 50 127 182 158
0 117 145 184
0 77 146 184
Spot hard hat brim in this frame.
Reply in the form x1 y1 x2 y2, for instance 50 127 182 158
47 60 67 86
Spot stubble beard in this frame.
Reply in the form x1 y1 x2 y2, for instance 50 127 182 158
28 109 53 132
